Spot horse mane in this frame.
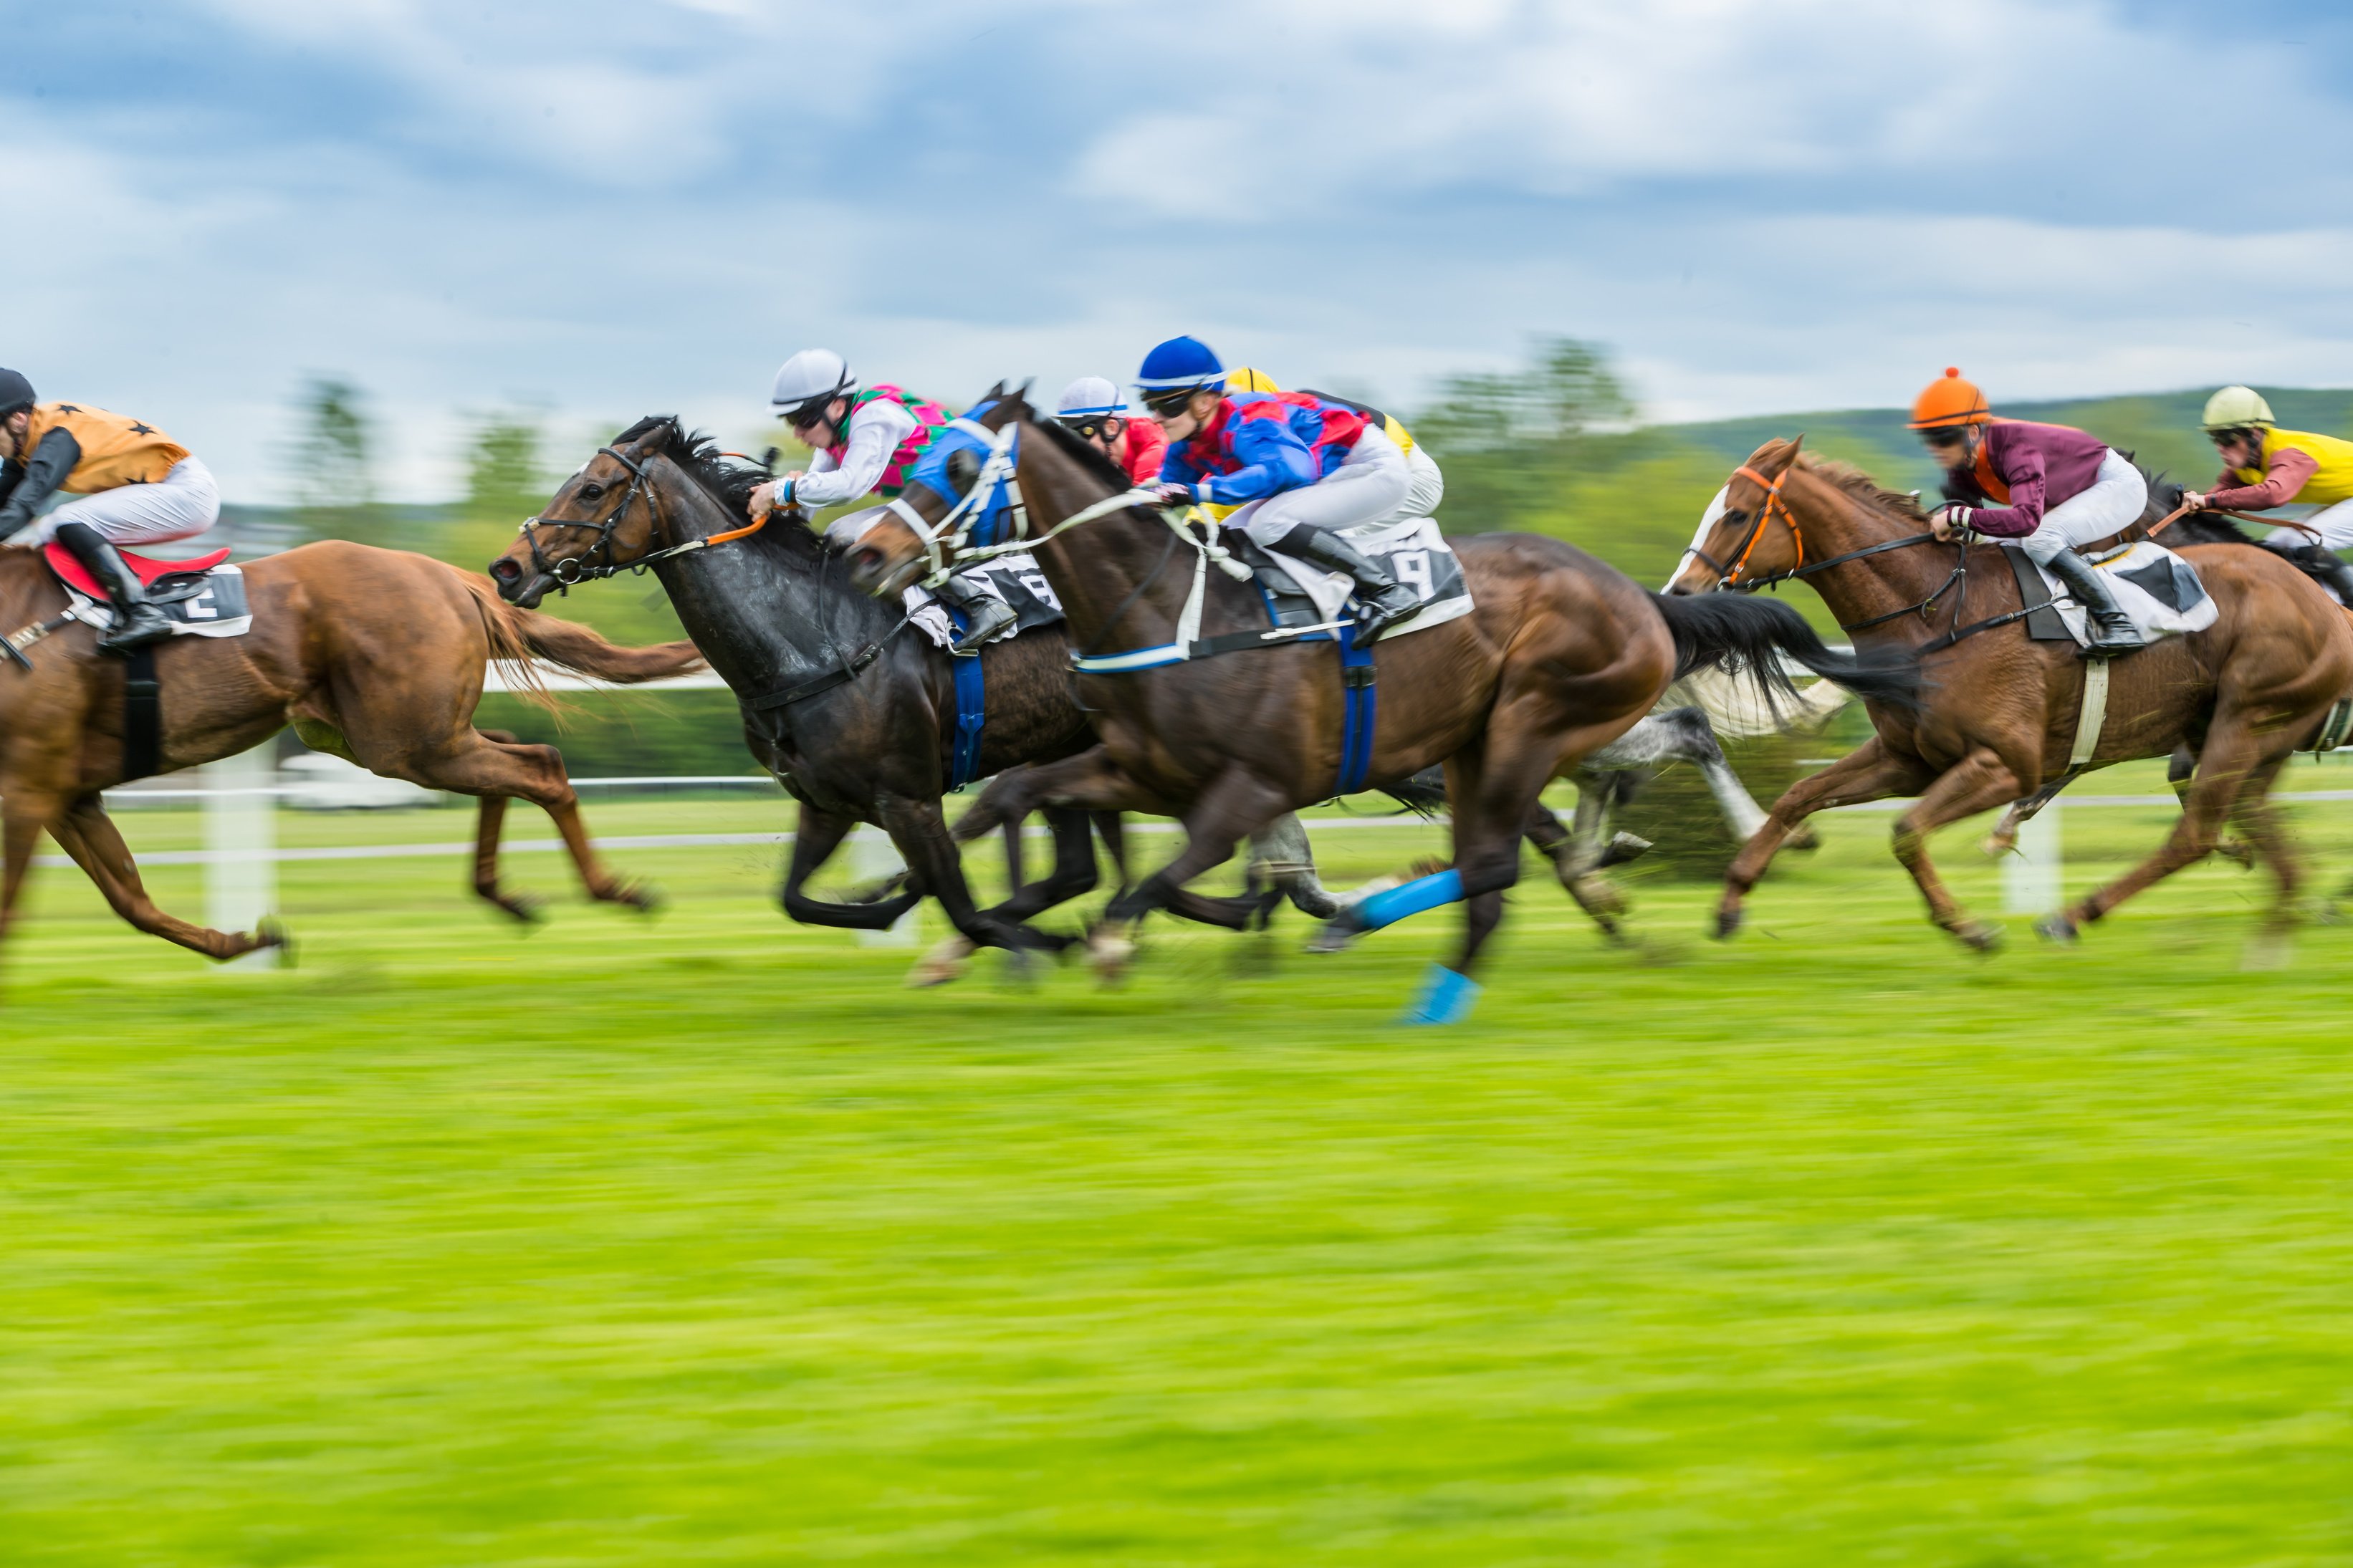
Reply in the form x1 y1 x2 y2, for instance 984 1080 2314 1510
1794 453 1930 522
614 415 770 519
1029 405 1141 494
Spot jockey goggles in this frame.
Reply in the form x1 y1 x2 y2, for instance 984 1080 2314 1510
1140 386 1207 418
1055 412 1124 441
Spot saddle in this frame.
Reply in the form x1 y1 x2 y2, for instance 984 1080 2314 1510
1225 516 1475 642
41 542 252 638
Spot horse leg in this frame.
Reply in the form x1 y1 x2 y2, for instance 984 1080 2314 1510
984 804 1100 924
1888 747 2029 950
2179 742 2256 867
782 802 922 931
1720 737 1931 939
466 793 540 923
877 792 1062 958
1250 813 1338 920
1001 816 1027 895
1092 811 1131 896
0 783 62 956
1980 776 2068 858
43 794 283 962
1521 787 1630 943
2047 713 2289 941
2225 758 2305 965
1098 767 1288 951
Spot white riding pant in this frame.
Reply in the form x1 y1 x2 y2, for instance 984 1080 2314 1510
1231 424 1412 548
2260 497 2353 554
1396 443 1444 522
2016 451 2147 565
10 456 221 549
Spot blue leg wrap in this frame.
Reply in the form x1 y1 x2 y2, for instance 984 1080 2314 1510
1351 868 1464 931
1399 963 1482 1026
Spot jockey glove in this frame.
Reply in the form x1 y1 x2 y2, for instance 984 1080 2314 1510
0 428 80 542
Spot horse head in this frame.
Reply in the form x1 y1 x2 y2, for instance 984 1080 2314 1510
490 416 768 608
844 384 1031 601
1668 436 1808 596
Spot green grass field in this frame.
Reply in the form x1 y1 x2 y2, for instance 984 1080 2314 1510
6 770 2353 1564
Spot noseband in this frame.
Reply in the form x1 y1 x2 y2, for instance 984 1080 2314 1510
1687 464 1806 589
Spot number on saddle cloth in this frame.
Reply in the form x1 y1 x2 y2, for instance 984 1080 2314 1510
39 542 253 639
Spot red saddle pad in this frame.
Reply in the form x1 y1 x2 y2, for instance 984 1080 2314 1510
44 542 233 601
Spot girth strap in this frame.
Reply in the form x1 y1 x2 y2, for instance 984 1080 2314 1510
120 644 162 781
1335 624 1378 795
946 611 988 791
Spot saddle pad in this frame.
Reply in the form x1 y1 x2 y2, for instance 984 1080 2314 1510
1230 516 1475 643
2004 539 2217 648
44 544 252 640
44 543 231 600
904 552 1063 652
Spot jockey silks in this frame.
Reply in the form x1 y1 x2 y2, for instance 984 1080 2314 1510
821 385 950 498
1160 391 1371 506
1954 420 2115 538
2217 427 2353 509
19 403 189 493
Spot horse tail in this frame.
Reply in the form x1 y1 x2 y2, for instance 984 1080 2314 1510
454 571 706 713
1651 592 1925 713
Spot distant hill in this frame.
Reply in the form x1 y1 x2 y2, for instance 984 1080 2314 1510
1668 386 2353 497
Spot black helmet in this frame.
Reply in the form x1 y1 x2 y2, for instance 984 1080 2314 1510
0 368 32 417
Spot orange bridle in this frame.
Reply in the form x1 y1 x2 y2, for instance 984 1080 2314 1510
1717 464 1805 587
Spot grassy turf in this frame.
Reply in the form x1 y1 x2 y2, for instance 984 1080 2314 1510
4 775 2352 1564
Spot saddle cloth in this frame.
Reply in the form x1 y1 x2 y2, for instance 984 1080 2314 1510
904 552 1063 652
42 542 253 639
1231 516 1474 642
2002 539 2216 648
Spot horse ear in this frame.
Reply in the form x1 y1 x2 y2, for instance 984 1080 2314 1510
1008 377 1036 418
982 379 1009 402
1781 433 1806 470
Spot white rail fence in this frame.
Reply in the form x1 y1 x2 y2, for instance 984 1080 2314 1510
84 662 2353 966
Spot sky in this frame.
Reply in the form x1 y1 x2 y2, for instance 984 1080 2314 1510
8 0 2353 502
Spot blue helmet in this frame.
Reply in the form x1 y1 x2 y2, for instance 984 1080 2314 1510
1135 336 1225 413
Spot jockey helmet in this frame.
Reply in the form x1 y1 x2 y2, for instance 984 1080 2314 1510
770 348 857 425
0 367 33 417
1225 367 1281 394
1135 335 1226 415
1909 367 1992 431
2201 385 2275 433
1054 375 1127 422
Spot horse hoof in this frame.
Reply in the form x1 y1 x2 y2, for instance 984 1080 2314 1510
1087 928 1134 983
494 893 545 925
613 881 663 915
1594 831 1653 869
1306 912 1366 955
1397 963 1481 1026
1786 827 1822 853
255 917 296 968
1953 920 2003 953
1978 834 2013 860
1712 907 1744 941
2035 913 2079 945
845 872 911 905
906 934 976 989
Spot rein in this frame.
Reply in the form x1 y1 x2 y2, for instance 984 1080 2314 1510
514 421 774 593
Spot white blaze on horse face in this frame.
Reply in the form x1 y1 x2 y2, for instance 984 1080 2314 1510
1669 486 1732 587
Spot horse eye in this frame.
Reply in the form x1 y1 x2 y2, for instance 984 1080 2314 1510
945 448 982 494
580 482 605 501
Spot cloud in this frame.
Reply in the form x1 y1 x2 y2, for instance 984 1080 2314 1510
6 0 2352 504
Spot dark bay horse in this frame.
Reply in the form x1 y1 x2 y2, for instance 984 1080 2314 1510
0 541 703 964
488 416 1132 960
845 393 1921 1017
1669 438 2353 948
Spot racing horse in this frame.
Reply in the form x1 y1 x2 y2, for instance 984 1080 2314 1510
1669 438 2353 948
489 418 1332 964
843 391 1922 1015
0 540 704 964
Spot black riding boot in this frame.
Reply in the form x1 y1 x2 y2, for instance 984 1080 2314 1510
2042 544 2144 656
54 521 173 655
932 570 1016 656
2292 542 2353 606
1278 524 1420 642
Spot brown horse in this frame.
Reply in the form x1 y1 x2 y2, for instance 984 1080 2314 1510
844 393 1920 1018
0 540 704 964
1667 438 2353 948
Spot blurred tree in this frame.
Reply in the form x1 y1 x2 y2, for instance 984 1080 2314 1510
287 377 380 544
1414 337 1638 527
447 410 552 571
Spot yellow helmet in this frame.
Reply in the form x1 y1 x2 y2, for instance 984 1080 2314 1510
2200 385 2274 432
1225 366 1282 395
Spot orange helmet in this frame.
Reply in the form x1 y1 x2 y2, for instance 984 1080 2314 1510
1909 367 1992 431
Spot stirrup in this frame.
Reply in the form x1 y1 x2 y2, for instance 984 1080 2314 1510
96 604 173 655
949 600 1015 656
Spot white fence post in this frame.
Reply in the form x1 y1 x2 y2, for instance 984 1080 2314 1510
2002 799 2062 915
203 744 277 968
849 826 916 946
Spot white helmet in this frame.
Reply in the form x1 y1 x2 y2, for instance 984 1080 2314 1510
1054 375 1128 423
770 348 856 421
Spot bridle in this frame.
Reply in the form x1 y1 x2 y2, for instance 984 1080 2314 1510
1690 461 1969 640
514 420 769 593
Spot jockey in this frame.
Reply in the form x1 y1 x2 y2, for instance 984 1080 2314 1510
1136 336 1421 640
0 368 212 653
2183 386 2353 602
1225 367 1444 523
751 348 1014 655
1911 367 2147 655
1052 376 1167 485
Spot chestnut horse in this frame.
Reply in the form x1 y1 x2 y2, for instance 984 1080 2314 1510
0 540 705 966
1668 438 2353 948
844 393 1922 1016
